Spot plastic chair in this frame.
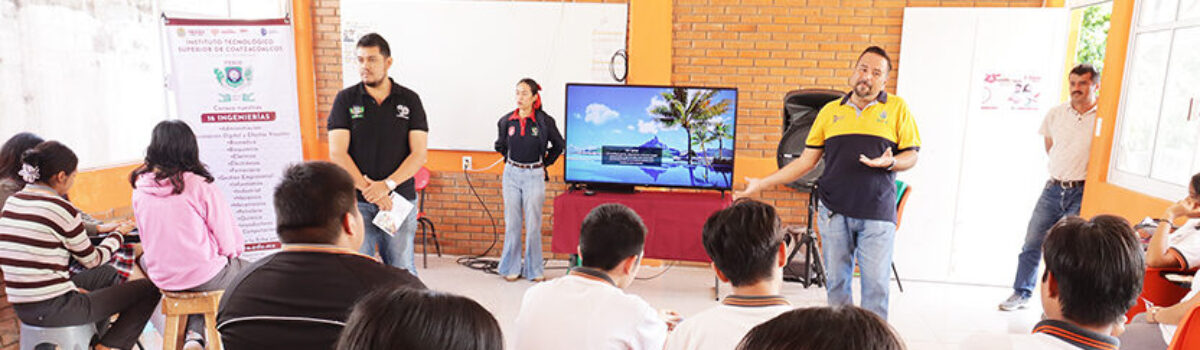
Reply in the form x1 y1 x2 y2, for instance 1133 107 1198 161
19 323 96 350
1169 303 1200 349
414 167 441 268
893 180 912 293
1126 266 1196 322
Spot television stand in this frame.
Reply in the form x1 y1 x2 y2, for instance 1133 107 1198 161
578 183 637 194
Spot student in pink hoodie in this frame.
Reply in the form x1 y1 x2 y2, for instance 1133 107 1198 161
131 120 246 349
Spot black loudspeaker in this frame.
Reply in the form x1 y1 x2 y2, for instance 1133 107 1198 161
776 89 844 192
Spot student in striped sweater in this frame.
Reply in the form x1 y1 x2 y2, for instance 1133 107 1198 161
0 133 140 281
0 141 158 350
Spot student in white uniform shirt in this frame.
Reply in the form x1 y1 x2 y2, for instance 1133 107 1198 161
666 199 793 350
1118 175 1200 349
736 305 902 350
983 215 1141 350
513 203 675 350
1144 173 1200 271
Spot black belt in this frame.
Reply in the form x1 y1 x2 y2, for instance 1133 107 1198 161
1049 179 1085 189
507 161 543 169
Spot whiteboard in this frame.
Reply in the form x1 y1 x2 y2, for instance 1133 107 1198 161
340 0 628 151
895 8 1068 286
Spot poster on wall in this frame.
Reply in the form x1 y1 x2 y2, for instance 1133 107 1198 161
164 18 303 260
978 72 1046 111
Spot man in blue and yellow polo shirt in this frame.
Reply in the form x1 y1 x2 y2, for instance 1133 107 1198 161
738 46 920 320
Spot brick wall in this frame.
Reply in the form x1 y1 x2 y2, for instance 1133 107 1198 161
0 294 14 350
309 0 1044 258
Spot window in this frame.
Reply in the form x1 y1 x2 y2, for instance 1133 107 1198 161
1110 0 1200 200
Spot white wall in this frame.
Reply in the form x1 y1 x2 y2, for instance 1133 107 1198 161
0 0 164 169
0 0 287 169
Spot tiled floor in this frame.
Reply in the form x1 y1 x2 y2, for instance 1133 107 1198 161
136 255 1044 349
415 255 1045 350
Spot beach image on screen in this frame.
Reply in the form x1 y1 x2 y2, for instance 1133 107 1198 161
564 85 736 189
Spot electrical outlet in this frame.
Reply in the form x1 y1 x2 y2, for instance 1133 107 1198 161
462 156 472 170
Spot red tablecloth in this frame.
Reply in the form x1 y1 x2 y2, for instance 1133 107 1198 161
551 190 732 262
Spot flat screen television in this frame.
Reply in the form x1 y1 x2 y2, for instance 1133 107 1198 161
563 83 737 191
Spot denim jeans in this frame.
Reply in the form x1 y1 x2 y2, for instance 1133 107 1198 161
1011 181 1083 297
357 198 419 275
498 163 546 280
817 202 897 320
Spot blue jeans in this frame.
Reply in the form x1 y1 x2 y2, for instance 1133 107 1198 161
1012 181 1083 297
817 202 897 320
357 198 419 275
498 164 545 280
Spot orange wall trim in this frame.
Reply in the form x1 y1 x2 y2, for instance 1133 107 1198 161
628 0 672 85
1078 0 1169 220
294 0 323 161
68 163 140 216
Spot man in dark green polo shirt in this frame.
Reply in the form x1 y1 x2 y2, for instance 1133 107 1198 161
738 46 920 320
327 33 428 273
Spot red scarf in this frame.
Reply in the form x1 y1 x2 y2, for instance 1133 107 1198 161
508 95 541 136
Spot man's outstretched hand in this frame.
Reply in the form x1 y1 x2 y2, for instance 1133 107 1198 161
860 147 895 169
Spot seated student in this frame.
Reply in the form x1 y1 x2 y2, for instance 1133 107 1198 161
736 305 903 350
335 288 503 350
1029 215 1142 349
1144 172 1200 269
0 141 158 350
1121 186 1200 349
0 132 45 204
130 120 247 348
0 133 136 267
666 199 793 350
217 161 426 350
513 203 669 350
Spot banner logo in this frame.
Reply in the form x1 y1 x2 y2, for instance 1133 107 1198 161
214 66 255 103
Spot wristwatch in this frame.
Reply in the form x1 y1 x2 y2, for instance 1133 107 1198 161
385 179 398 191
886 159 897 171
1159 217 1179 230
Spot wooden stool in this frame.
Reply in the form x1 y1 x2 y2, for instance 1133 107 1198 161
162 290 224 350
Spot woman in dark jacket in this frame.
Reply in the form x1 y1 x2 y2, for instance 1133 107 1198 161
494 78 564 282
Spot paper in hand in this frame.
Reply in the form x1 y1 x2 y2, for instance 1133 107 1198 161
372 193 415 236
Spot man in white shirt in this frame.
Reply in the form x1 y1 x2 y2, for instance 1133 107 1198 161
513 203 668 350
665 199 792 350
1000 64 1101 311
1002 215 1141 349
